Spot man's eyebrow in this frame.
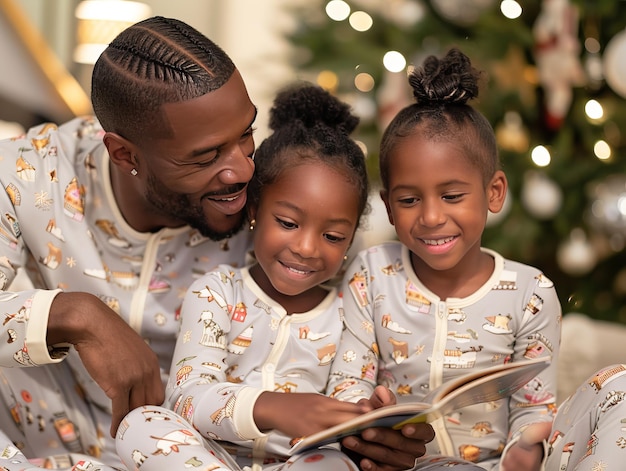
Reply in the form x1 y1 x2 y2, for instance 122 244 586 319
187 106 258 159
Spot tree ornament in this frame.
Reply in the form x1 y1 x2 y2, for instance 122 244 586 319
350 94 377 123
603 28 626 99
491 46 536 107
380 0 425 27
521 171 563 220
532 0 586 130
556 228 597 276
430 0 495 26
495 111 529 153
586 174 626 236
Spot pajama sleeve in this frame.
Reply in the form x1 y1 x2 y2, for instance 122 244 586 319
165 270 265 443
0 125 72 367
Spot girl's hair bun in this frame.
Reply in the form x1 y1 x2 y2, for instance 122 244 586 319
408 47 481 106
268 82 359 135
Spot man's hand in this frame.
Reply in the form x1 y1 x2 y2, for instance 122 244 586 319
341 386 435 471
47 292 164 437
341 422 435 471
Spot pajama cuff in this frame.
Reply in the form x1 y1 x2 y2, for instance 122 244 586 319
26 289 69 365
233 386 267 440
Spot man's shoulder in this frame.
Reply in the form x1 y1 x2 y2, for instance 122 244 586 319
0 116 104 166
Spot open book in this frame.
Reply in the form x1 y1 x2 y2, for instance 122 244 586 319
288 356 550 455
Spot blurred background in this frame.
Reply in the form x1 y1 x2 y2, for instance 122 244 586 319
3 0 626 331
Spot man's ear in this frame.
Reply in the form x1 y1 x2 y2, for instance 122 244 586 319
379 188 395 226
103 132 138 174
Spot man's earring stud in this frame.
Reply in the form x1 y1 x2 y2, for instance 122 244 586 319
131 168 138 176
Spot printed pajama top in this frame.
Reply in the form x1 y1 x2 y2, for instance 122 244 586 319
166 264 344 462
328 241 561 468
0 117 252 408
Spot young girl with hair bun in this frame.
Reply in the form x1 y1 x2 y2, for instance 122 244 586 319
329 48 561 471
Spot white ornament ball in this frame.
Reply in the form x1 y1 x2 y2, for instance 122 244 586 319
603 28 626 98
521 171 563 220
382 0 426 27
586 174 626 236
430 0 495 26
350 94 377 123
557 229 597 276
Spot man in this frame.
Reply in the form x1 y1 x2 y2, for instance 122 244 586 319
0 16 432 471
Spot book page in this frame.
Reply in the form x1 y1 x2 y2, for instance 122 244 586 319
288 356 550 455
393 356 550 428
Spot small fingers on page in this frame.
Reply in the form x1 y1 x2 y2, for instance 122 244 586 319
371 385 395 408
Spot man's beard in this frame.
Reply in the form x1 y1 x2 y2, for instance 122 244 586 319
145 172 246 241
190 211 246 241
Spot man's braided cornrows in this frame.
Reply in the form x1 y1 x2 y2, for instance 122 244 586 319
91 16 235 143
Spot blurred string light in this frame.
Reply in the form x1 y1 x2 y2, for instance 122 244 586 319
584 37 603 85
383 51 406 73
74 0 151 64
585 37 601 54
585 99 604 121
324 1 406 87
354 72 375 92
500 0 522 19
531 145 551 167
326 0 350 21
316 70 339 91
594 140 612 161
349 11 373 31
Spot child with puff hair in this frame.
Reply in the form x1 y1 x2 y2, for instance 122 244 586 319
115 82 434 471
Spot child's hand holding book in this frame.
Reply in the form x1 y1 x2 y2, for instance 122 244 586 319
253 391 369 441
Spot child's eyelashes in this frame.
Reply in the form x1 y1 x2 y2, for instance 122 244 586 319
395 194 465 205
324 234 346 243
272 217 347 244
276 217 297 230
442 193 465 201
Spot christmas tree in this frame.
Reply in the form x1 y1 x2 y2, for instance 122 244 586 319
287 0 626 322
